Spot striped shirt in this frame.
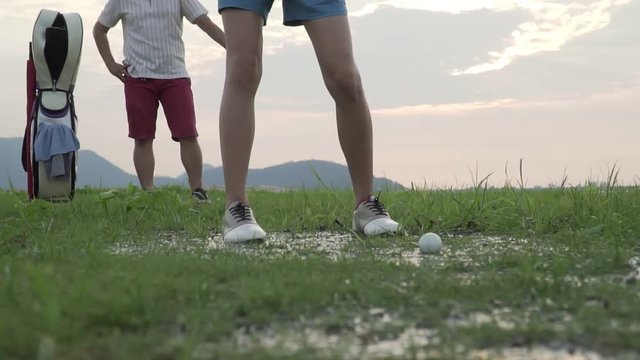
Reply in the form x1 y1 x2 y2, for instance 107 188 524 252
98 0 207 79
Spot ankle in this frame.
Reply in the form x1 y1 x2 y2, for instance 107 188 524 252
226 198 249 209
354 197 368 209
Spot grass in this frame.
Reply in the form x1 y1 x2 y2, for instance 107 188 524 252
0 182 639 359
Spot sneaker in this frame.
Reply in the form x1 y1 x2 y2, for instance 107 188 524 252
223 201 266 243
352 195 399 236
192 188 209 203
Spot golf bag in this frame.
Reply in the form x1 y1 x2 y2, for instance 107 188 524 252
22 9 83 201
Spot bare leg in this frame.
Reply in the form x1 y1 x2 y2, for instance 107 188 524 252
133 139 154 190
179 137 203 190
219 9 264 208
304 16 374 207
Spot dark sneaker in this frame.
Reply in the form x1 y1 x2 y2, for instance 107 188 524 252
192 188 209 203
223 201 266 243
352 195 399 236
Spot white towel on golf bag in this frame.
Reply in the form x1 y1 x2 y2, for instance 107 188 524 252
33 122 80 178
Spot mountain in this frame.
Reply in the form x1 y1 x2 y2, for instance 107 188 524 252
0 137 24 189
0 137 179 189
0 137 404 190
75 151 177 188
171 160 403 190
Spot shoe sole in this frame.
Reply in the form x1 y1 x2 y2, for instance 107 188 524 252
223 224 267 244
353 218 399 236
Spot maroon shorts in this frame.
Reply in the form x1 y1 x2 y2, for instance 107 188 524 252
124 77 198 141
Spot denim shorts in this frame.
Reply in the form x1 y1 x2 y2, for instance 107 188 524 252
218 0 347 26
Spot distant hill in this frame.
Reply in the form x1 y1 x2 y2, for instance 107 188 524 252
0 137 404 190
0 137 176 189
185 160 403 190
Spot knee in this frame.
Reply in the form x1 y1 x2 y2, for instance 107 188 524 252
324 66 365 102
227 54 262 91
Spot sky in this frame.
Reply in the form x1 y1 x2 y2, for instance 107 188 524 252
1 0 638 188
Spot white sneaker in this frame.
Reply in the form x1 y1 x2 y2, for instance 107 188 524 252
352 195 399 236
223 201 266 243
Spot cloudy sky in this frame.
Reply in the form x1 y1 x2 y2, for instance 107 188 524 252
1 0 638 188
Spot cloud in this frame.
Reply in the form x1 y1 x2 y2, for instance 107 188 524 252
12 0 624 80
256 7 527 109
349 0 515 16
263 27 310 54
452 0 632 75
184 44 225 77
372 80 640 118
346 0 632 76
372 99 520 117
0 0 103 20
298 2 638 109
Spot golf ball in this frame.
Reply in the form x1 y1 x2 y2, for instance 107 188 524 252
419 232 442 254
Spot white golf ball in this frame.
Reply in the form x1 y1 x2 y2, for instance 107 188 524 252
419 232 442 254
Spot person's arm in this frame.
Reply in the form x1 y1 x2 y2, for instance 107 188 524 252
93 22 129 82
193 15 226 48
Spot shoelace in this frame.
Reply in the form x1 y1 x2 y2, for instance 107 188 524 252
229 202 252 221
365 197 388 216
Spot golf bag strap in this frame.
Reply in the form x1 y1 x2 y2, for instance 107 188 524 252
58 13 83 91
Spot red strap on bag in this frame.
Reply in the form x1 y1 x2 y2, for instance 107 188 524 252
24 42 36 198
